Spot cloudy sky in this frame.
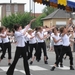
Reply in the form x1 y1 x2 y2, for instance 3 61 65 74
0 0 75 13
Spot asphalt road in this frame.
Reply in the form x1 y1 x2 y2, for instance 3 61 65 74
0 44 75 75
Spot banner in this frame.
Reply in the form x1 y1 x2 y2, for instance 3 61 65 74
58 0 67 6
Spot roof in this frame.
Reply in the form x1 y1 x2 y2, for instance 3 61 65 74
42 9 71 20
0 3 26 5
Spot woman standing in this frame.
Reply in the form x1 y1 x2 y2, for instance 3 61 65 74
52 27 63 67
6 19 36 75
51 26 74 71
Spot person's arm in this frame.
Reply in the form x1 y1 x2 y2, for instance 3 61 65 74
6 31 14 36
23 18 36 35
0 34 7 38
37 32 47 40
43 26 55 32
52 37 61 43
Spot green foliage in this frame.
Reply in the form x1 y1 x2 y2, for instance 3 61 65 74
32 13 46 28
1 12 33 29
42 6 57 16
1 6 56 29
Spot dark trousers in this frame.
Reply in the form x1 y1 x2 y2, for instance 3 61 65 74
0 43 4 52
29 43 37 58
55 46 73 65
36 42 47 60
6 47 30 75
1 42 11 59
54 45 63 64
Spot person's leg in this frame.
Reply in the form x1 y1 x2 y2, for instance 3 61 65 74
0 43 3 53
36 43 41 62
22 47 30 75
67 46 74 70
0 43 7 61
7 42 12 65
42 42 48 64
30 43 38 65
59 45 63 67
51 46 66 71
54 46 59 63
6 47 21 75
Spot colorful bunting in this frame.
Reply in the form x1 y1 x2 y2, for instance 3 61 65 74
33 0 75 12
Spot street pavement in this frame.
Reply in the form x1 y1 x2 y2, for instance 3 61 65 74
0 43 75 75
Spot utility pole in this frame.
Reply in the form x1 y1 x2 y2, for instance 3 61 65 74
29 0 31 13
10 0 12 3
34 1 35 18
10 0 12 15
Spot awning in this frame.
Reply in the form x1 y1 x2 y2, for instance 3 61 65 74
33 0 75 12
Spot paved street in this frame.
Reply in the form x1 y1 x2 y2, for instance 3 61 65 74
0 44 75 75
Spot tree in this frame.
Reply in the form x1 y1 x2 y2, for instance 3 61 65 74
1 12 33 29
42 6 57 16
31 13 46 28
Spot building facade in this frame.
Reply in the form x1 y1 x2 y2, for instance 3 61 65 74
0 3 25 26
43 9 75 27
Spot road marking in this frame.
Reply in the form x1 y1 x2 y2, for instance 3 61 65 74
29 66 48 71
0 67 25 74
0 67 19 71
50 65 70 70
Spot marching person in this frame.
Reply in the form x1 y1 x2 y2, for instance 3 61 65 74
27 29 37 65
51 26 74 71
52 27 63 67
0 26 12 66
6 18 36 75
35 26 54 64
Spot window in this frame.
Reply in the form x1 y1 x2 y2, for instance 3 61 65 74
6 5 11 12
56 21 66 26
14 4 18 13
56 21 66 27
6 5 11 16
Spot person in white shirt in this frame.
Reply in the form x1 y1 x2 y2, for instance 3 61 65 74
0 32 3 53
0 27 12 66
35 26 54 64
51 26 74 71
52 27 63 67
27 29 37 65
6 18 36 75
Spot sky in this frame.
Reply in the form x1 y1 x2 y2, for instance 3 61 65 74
0 0 46 13
0 0 75 13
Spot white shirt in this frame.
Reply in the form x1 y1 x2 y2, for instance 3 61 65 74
36 31 44 43
24 32 29 43
62 34 70 46
1 32 9 43
27 32 37 44
52 33 62 46
0 34 2 43
14 31 25 47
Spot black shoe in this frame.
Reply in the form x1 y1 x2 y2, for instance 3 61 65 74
60 64 63 67
8 63 11 66
44 61 48 64
50 66 55 71
70 66 74 70
36 59 40 62
30 61 33 65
